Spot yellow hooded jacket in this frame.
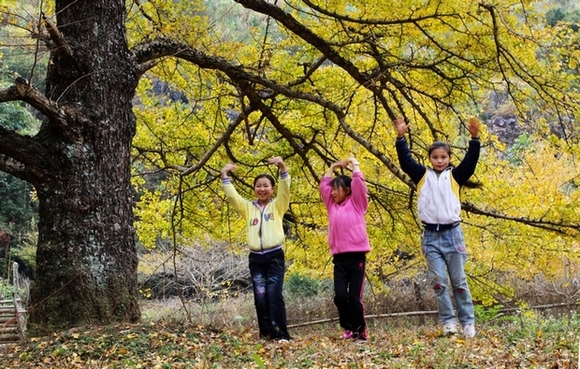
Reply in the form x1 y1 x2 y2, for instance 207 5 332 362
222 173 290 252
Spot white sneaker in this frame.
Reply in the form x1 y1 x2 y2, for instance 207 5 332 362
463 324 476 338
442 322 457 335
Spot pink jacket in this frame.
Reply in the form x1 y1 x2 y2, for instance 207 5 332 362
319 171 371 255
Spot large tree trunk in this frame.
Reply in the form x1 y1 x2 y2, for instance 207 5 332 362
28 0 140 331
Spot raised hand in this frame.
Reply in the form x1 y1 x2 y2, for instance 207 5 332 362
393 116 409 138
268 156 287 172
220 163 238 178
468 117 480 138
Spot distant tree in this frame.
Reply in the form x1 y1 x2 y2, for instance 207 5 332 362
546 7 580 31
0 172 37 241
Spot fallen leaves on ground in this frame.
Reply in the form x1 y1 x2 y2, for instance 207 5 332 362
0 319 578 368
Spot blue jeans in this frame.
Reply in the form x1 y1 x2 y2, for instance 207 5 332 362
248 248 290 340
421 226 474 326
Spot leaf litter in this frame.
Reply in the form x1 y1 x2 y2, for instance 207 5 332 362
0 318 578 368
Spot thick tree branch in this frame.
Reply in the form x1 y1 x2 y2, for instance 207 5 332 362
0 77 78 141
232 0 367 81
131 37 413 186
0 126 51 182
0 78 80 181
133 38 363 117
301 0 459 25
42 12 73 56
233 0 400 119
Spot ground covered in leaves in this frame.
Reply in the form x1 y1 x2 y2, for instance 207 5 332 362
1 313 578 369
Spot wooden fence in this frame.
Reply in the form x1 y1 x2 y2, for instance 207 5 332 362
0 262 28 344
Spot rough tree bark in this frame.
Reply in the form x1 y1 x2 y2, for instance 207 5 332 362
0 0 140 331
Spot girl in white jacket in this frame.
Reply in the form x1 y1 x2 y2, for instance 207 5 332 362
394 117 481 339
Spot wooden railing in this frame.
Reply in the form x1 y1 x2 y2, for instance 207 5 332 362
12 261 28 342
0 262 28 345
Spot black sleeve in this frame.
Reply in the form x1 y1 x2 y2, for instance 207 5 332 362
452 138 480 185
395 137 426 184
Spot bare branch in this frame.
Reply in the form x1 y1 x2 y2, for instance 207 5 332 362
0 77 78 141
137 59 160 75
180 106 252 176
41 12 73 56
462 202 580 234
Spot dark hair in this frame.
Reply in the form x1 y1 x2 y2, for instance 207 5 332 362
254 174 276 187
428 141 451 156
429 141 482 189
330 175 352 191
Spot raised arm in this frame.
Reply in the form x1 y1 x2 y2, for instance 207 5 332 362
345 156 360 173
324 160 346 178
453 117 481 184
393 117 426 184
394 116 410 139
220 162 238 179
467 117 480 139
347 157 368 212
268 156 287 173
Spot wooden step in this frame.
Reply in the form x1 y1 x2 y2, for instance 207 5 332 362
0 306 15 314
0 325 18 333
0 325 18 331
0 336 20 343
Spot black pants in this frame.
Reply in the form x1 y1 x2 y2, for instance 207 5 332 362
333 252 367 338
248 248 290 340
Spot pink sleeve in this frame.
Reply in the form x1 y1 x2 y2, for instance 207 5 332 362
319 176 333 209
350 172 368 212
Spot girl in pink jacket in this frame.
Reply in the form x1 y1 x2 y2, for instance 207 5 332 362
319 157 371 342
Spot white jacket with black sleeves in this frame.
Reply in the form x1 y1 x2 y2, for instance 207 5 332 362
395 137 480 225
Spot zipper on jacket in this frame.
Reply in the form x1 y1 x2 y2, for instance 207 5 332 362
258 206 264 253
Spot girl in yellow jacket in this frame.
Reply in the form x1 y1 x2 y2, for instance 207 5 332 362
220 157 291 342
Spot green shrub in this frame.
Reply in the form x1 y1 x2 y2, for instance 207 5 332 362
0 278 14 300
285 274 322 298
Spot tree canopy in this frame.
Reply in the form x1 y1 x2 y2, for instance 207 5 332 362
130 0 580 303
1 0 580 329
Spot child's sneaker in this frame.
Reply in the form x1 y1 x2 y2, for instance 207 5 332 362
442 322 458 335
342 330 353 339
352 330 368 342
463 324 476 338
